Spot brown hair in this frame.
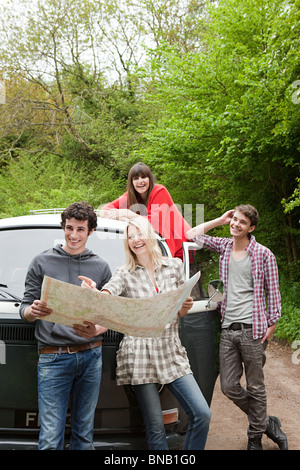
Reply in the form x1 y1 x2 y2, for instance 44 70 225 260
127 162 155 212
234 204 259 228
61 201 97 234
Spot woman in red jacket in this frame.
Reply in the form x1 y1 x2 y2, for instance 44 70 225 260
101 162 191 259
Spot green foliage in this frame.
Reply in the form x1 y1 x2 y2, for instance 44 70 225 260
275 275 300 343
275 305 300 343
0 151 125 218
136 0 300 257
0 0 299 343
282 178 300 216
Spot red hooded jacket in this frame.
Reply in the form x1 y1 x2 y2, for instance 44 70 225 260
102 184 191 258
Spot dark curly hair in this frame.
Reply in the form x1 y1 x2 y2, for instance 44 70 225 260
61 202 97 234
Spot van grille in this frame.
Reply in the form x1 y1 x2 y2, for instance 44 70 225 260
0 323 36 343
0 322 122 345
103 330 123 344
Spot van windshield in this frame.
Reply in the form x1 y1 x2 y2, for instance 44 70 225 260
0 227 126 300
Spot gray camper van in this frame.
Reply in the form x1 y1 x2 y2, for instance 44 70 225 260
0 211 220 449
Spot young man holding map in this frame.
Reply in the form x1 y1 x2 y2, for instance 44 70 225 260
19 202 111 450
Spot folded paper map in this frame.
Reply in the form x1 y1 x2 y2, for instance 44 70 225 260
40 272 200 337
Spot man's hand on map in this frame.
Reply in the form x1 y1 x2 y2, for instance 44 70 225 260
73 321 108 338
24 299 53 322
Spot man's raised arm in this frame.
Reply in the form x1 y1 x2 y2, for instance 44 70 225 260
187 209 235 239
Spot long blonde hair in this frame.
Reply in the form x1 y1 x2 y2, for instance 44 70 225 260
123 216 163 271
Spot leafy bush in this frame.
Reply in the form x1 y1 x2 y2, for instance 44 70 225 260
0 151 125 218
275 275 300 344
274 304 300 344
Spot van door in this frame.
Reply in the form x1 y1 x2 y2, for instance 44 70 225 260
179 242 221 406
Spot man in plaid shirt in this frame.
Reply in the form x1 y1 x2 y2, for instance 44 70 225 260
187 204 288 450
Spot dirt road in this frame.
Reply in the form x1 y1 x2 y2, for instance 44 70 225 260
205 340 300 450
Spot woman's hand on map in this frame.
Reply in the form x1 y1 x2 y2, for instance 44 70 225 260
78 275 97 290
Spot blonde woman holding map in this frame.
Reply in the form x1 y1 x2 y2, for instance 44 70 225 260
78 216 211 450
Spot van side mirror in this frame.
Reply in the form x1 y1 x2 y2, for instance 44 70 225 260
206 280 223 308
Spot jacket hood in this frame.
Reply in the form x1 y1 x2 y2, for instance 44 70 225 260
53 243 96 260
52 244 98 283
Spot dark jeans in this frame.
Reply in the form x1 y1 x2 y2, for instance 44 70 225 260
133 373 211 450
219 326 268 438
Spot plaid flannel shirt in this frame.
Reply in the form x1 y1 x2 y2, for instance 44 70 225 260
195 234 281 339
102 257 192 385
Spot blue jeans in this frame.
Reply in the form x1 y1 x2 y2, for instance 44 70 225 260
37 345 102 450
133 373 211 450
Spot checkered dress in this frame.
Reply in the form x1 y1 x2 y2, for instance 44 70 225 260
102 257 192 385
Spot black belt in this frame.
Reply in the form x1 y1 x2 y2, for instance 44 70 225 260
226 323 252 331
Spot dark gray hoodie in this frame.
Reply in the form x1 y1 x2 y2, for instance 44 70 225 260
20 244 112 350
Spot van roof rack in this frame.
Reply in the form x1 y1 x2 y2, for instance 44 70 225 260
29 208 103 216
29 209 65 215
